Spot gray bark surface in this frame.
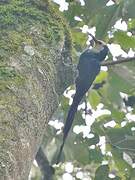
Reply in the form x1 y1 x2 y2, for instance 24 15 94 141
0 1 73 179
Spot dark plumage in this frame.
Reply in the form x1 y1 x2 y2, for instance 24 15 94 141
56 40 109 164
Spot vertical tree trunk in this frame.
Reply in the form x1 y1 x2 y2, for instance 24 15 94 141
0 0 73 179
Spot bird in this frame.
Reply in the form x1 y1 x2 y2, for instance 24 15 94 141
56 34 109 164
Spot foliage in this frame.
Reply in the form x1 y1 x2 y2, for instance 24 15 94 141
35 0 135 179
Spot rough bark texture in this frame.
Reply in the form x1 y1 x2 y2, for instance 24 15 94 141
0 1 73 179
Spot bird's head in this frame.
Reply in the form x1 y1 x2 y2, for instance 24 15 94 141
93 39 107 52
88 33 108 52
88 33 109 61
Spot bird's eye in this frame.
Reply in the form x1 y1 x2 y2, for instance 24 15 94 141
98 41 102 45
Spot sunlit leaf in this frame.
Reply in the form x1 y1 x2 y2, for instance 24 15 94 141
88 89 101 109
71 30 87 51
95 71 108 83
114 30 135 49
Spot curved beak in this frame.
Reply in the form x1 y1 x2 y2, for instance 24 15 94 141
88 33 99 43
87 33 106 46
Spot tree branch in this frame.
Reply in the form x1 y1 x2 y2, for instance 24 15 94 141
101 56 135 66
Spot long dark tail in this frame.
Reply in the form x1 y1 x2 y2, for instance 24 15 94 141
56 90 84 164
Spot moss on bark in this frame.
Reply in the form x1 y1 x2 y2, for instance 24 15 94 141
0 0 73 179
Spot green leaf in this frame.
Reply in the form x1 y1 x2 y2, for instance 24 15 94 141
89 148 103 163
122 0 135 18
87 133 100 146
71 30 87 51
95 5 120 39
114 31 135 49
106 125 132 145
111 147 132 175
114 176 121 180
88 89 101 109
83 0 108 24
128 19 135 30
116 136 135 151
60 95 70 112
106 70 134 106
94 165 109 180
130 170 135 180
71 142 90 164
91 121 106 136
64 2 84 27
95 71 108 83
110 107 125 123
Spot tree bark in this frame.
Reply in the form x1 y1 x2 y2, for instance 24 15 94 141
0 0 73 179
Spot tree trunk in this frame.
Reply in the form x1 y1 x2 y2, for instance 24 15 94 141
0 1 73 179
